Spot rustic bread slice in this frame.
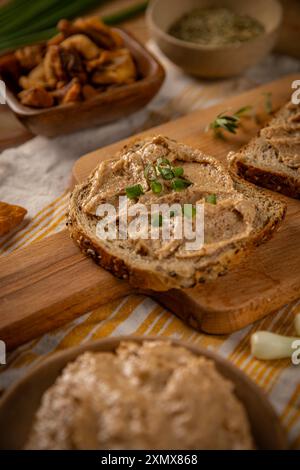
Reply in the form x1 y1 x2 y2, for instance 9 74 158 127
229 101 300 198
67 136 286 291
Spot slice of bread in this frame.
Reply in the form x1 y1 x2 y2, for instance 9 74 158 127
229 101 300 198
67 136 286 291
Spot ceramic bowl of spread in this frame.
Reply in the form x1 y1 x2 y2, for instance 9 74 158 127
0 337 287 449
147 0 282 78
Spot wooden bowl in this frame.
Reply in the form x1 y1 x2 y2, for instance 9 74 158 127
147 0 282 78
0 29 165 137
0 336 287 450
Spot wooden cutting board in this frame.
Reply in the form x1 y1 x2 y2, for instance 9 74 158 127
1 74 300 350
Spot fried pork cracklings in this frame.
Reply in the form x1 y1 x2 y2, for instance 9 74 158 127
229 101 300 199
67 136 286 291
15 17 137 108
25 341 254 450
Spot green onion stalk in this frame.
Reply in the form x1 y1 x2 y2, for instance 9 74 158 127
0 0 149 53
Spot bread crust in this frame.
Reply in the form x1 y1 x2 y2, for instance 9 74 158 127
236 160 300 199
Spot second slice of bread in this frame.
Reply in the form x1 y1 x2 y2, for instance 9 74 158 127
230 101 300 199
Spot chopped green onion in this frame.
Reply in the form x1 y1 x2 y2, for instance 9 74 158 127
156 157 171 166
151 180 163 194
144 164 157 182
171 178 192 191
156 157 174 180
0 0 149 53
125 184 144 199
158 167 174 180
173 167 184 177
206 194 217 205
151 214 163 227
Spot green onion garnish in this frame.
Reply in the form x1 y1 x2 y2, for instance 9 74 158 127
156 157 174 180
144 163 157 182
151 180 163 194
0 1 149 53
173 167 184 177
156 157 171 166
125 184 144 199
206 194 217 205
158 167 174 180
171 178 192 191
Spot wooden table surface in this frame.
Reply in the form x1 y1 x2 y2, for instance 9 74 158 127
0 0 299 152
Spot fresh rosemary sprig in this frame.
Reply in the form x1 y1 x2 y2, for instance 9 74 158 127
234 106 253 117
208 106 252 138
209 113 239 135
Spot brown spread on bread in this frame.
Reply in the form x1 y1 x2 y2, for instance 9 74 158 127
260 103 300 169
68 136 286 290
25 341 254 450
82 136 256 261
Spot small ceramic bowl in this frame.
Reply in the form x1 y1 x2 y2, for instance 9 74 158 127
0 336 287 450
147 0 282 78
0 29 165 137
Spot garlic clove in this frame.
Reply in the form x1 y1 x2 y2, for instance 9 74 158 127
251 331 299 360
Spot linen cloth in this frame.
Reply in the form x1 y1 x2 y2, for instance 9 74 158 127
0 42 300 448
